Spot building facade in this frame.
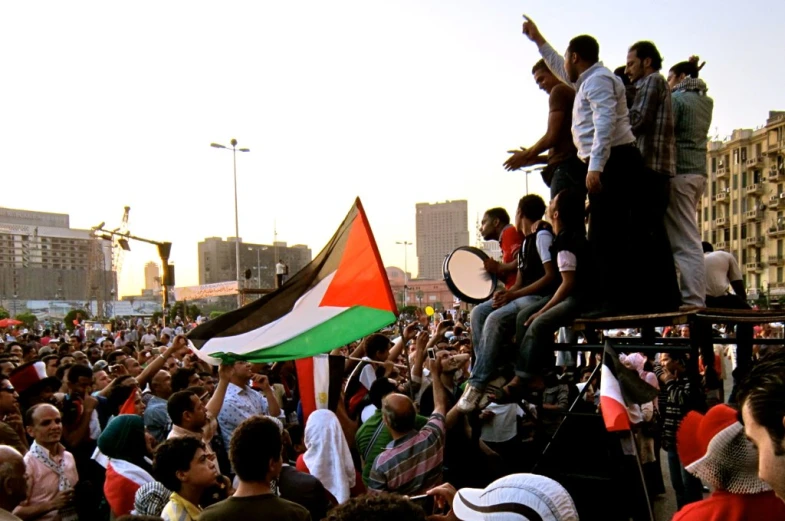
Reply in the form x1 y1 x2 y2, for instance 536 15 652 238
415 200 470 280
386 267 457 311
144 261 160 292
0 207 114 302
198 237 312 288
699 111 785 301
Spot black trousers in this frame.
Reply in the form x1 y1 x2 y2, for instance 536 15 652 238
586 145 680 314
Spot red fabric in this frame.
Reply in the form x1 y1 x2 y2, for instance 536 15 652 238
672 490 785 521
296 357 316 424
347 387 369 418
677 405 738 468
500 225 524 289
296 455 367 498
119 391 138 416
104 464 142 517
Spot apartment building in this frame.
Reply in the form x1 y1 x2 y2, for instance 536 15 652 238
699 111 785 300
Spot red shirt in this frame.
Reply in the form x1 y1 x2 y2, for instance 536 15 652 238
672 490 785 521
499 225 524 289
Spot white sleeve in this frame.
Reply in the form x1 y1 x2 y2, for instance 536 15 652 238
539 42 572 86
536 232 553 264
557 251 577 272
585 75 619 173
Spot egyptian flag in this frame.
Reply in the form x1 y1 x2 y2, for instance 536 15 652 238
296 354 345 423
600 342 659 432
188 198 398 363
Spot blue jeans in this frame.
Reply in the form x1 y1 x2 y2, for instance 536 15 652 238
515 296 580 377
549 157 588 200
469 295 546 389
666 448 703 510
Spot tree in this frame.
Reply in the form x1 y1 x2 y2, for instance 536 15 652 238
399 305 418 317
151 311 163 325
63 309 90 332
15 312 37 329
169 302 202 323
209 311 225 320
415 290 424 308
0 307 8 320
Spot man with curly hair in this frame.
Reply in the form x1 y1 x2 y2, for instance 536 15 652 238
324 493 427 521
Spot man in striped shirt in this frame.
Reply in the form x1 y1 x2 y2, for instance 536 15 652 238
367 352 448 495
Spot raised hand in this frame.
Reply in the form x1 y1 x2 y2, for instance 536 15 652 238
522 15 545 46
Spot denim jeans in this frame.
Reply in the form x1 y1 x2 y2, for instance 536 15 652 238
468 295 546 389
549 157 588 200
666 448 703 509
515 296 580 377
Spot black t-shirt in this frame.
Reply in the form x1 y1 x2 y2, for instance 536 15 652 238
199 493 311 521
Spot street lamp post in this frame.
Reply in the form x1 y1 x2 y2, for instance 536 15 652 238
396 241 412 306
211 139 250 308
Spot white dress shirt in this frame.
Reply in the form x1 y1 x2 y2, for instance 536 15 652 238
217 382 271 448
539 42 635 173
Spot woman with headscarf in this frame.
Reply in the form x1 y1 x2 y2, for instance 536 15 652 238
97 414 156 517
674 404 785 520
295 409 363 504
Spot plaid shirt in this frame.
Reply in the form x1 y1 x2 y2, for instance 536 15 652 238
629 72 675 176
672 78 714 176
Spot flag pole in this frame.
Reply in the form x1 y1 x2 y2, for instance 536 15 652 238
619 430 655 521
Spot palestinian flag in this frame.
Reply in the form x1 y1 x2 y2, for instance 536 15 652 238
600 342 659 432
188 198 398 363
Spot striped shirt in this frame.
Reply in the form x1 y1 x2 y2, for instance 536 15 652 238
671 78 714 176
367 413 446 495
629 72 676 177
161 492 201 521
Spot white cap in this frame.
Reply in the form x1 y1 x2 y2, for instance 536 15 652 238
453 474 578 521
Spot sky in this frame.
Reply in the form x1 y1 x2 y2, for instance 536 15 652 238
2 1 783 297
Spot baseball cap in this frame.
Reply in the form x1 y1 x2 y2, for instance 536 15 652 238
452 474 578 521
38 346 54 356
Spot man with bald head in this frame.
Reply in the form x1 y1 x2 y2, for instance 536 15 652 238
368 352 448 495
16 404 78 521
0 446 26 520
144 370 173 443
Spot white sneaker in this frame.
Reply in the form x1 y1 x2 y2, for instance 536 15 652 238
457 384 483 413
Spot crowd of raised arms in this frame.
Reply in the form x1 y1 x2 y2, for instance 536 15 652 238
0 14 784 521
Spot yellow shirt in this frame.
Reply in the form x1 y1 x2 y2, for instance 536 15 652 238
160 492 201 521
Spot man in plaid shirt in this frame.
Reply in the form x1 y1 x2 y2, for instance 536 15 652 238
625 40 681 312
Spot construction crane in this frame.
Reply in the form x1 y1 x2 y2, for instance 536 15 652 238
86 206 130 318
112 207 131 287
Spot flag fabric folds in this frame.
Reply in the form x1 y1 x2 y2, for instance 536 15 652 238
296 354 345 423
600 342 659 432
188 198 398 364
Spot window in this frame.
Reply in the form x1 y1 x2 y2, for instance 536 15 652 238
741 173 747 188
742 198 748 213
712 230 717 243
711 157 717 173
757 143 763 157
741 147 747 162
733 200 738 215
703 207 709 222
734 149 739 164
778 267 783 283
742 249 747 263
733 175 738 190
778 240 783 257
742 224 748 240
733 226 738 240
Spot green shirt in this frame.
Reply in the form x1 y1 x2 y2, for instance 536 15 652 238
356 410 428 485
671 78 714 176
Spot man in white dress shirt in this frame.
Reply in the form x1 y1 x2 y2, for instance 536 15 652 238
521 16 669 316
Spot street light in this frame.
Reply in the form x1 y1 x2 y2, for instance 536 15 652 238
211 139 250 308
521 166 542 195
249 246 269 288
396 241 412 306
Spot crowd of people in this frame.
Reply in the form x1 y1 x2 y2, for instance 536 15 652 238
0 13 784 521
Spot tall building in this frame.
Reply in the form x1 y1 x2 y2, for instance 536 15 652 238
0 207 114 301
198 237 312 288
699 111 785 301
416 200 470 280
144 261 160 291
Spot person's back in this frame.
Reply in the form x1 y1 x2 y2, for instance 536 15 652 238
704 251 740 298
672 79 713 175
198 416 310 521
277 465 330 521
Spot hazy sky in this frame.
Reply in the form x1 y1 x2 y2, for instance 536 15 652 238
2 1 783 297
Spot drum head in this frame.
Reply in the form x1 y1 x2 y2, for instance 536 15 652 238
443 246 497 304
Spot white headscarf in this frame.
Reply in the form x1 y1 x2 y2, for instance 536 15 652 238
303 409 356 504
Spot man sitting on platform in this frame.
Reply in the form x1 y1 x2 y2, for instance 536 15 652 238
458 195 559 413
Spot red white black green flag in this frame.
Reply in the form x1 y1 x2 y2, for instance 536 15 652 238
188 198 398 363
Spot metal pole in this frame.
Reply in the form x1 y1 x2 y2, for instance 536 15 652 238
403 243 408 306
257 248 261 289
232 139 242 308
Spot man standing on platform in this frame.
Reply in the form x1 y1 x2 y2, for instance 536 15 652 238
520 16 652 315
275 260 287 289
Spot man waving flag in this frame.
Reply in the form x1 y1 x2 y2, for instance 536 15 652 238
188 198 398 364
